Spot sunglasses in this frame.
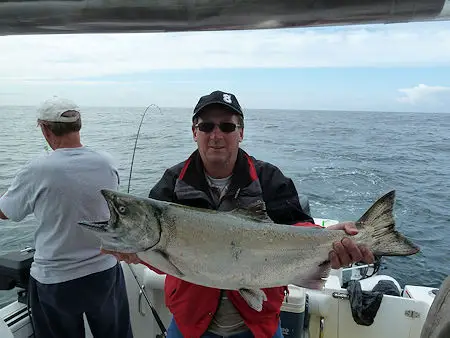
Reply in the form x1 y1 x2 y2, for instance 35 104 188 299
195 122 242 133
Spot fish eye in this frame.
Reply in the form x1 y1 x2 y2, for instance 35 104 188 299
118 206 127 214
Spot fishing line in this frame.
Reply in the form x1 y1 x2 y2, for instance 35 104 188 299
127 104 159 195
125 104 168 337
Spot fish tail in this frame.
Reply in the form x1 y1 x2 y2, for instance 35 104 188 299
356 190 420 256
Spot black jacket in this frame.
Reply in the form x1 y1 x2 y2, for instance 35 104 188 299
149 148 313 225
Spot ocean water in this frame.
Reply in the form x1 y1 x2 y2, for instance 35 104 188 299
0 106 449 306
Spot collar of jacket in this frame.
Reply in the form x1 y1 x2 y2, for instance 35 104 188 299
179 148 258 193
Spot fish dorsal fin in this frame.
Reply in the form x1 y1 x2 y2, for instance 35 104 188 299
230 200 272 222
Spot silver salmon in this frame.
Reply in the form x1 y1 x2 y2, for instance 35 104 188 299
78 190 419 311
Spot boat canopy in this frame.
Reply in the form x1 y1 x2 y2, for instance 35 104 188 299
0 0 449 36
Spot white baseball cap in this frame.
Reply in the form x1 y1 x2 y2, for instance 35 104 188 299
37 96 81 123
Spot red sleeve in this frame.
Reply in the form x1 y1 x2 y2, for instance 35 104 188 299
139 259 165 275
293 222 322 228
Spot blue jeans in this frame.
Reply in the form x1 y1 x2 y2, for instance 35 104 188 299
166 317 284 338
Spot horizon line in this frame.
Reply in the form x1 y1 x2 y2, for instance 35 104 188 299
0 104 448 115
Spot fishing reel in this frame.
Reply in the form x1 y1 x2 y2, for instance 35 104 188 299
341 255 383 288
355 254 382 279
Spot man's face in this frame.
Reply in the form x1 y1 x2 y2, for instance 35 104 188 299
192 106 244 170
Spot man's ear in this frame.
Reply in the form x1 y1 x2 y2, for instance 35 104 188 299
40 124 54 145
192 125 198 142
41 124 50 138
239 127 244 142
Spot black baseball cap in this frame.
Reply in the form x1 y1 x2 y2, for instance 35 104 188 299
192 90 244 121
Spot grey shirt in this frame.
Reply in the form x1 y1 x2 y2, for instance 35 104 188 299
0 147 119 284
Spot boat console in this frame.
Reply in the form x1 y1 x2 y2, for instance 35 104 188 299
0 247 34 304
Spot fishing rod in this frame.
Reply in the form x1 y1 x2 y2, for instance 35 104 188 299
125 104 168 337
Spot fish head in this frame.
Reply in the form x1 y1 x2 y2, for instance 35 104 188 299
78 189 163 253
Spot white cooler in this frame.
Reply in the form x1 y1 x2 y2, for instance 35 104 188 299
280 285 306 338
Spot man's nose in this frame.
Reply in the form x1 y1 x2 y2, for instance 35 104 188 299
210 125 224 138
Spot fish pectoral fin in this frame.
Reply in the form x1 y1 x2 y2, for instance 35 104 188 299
231 200 272 223
292 260 331 290
238 288 267 312
137 250 184 278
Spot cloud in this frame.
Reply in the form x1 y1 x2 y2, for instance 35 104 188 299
2 79 197 86
1 21 450 81
397 84 450 105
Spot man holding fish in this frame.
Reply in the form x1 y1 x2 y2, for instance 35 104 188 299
104 90 378 338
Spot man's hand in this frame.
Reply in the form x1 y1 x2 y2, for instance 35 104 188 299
327 222 375 269
101 249 140 264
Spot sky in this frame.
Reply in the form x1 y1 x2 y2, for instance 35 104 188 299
1 20 450 113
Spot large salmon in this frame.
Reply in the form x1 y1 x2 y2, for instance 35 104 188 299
78 190 420 311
